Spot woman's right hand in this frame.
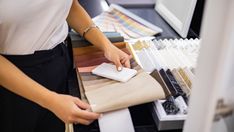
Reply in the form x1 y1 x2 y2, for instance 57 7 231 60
47 93 100 125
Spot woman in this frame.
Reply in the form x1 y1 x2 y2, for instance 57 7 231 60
0 0 130 131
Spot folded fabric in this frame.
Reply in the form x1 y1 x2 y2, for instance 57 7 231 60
85 70 165 113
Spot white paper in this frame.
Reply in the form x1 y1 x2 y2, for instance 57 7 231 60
98 108 135 132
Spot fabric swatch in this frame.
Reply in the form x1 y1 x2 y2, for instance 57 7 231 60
171 69 191 96
178 68 192 88
74 44 165 113
85 71 165 113
150 69 171 97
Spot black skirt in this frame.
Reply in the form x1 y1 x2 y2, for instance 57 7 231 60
0 43 72 132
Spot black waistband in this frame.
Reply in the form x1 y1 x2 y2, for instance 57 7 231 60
2 43 67 67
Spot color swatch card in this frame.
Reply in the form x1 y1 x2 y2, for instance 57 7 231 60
93 4 163 40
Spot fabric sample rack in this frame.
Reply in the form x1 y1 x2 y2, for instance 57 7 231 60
127 38 200 130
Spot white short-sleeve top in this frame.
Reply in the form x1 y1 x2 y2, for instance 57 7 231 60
0 0 73 55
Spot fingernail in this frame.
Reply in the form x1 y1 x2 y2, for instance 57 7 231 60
118 67 122 71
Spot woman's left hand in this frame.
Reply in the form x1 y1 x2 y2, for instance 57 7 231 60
104 44 131 71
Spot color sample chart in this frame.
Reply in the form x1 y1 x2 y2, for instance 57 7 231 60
93 4 162 40
128 38 200 122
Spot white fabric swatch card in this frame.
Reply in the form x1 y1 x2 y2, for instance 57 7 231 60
92 63 137 82
98 108 135 132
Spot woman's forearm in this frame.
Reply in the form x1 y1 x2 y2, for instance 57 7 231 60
0 55 56 109
66 0 112 52
66 0 131 70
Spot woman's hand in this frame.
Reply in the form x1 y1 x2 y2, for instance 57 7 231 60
104 44 131 71
48 93 100 125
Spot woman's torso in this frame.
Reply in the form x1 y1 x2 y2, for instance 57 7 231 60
0 0 73 55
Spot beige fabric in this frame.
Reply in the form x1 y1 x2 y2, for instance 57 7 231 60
183 67 195 83
171 69 191 96
178 68 192 88
76 69 88 103
85 71 166 113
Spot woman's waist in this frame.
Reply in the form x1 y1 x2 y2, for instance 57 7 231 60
1 43 68 67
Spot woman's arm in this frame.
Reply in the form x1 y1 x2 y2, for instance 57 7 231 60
0 55 99 125
67 0 131 70
0 55 54 109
